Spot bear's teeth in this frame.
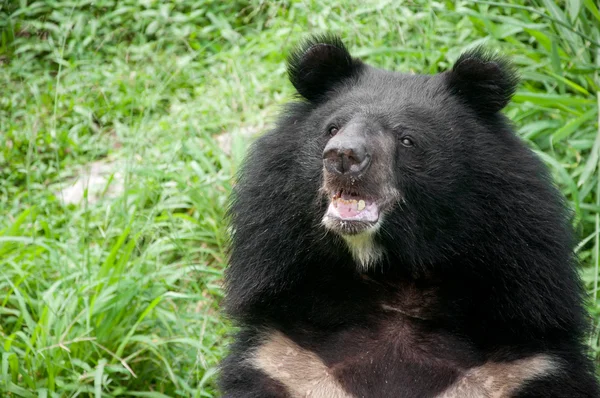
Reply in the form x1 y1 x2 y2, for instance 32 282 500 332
357 200 365 211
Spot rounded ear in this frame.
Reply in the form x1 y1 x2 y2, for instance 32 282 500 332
446 47 519 114
287 35 363 103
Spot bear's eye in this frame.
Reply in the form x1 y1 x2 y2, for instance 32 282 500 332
400 137 414 147
328 126 339 137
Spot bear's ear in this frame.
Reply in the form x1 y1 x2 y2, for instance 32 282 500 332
446 48 518 114
287 35 363 103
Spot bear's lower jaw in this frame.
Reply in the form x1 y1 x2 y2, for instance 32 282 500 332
322 210 380 236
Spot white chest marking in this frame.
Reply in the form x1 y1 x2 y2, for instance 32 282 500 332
249 331 353 398
437 354 558 398
250 331 558 398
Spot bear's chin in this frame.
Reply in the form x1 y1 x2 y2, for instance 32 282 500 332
321 212 380 236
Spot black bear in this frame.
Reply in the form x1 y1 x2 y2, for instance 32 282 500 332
219 35 600 397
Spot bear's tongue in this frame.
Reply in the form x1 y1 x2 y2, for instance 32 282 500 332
326 193 379 222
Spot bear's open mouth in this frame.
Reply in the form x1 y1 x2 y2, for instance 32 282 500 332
325 189 379 223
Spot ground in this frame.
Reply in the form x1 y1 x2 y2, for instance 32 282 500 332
0 1 599 396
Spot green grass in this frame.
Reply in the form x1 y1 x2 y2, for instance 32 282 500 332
0 0 599 396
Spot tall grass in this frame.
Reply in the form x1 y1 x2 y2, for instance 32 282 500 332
0 0 598 396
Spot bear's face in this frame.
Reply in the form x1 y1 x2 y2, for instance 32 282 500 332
317 73 463 237
287 36 518 264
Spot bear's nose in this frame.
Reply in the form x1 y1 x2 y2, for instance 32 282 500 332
323 137 370 176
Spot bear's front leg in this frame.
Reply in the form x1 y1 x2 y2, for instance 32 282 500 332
219 329 291 398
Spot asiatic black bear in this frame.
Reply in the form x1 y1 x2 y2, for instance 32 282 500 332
219 35 600 397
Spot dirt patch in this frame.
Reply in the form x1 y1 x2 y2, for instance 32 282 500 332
57 158 125 205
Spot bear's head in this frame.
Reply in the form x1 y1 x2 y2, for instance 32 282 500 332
226 35 574 314
286 35 531 267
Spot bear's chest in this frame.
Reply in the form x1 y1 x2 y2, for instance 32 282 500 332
249 313 556 398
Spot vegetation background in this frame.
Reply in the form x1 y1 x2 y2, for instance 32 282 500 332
0 0 599 396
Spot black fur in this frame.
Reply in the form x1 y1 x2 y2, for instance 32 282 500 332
220 35 599 397
287 34 363 103
446 47 519 115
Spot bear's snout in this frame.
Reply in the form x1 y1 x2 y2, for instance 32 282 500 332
323 126 371 177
